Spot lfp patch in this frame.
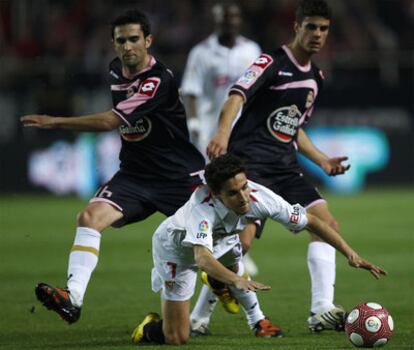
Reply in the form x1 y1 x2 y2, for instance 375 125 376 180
198 220 209 232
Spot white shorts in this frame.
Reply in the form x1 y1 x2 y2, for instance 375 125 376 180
151 239 242 301
151 259 198 301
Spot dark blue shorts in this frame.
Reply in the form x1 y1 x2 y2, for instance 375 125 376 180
92 170 202 228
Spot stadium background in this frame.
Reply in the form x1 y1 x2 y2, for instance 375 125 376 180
0 1 413 349
0 0 413 194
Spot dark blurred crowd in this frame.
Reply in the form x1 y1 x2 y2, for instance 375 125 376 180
0 0 413 117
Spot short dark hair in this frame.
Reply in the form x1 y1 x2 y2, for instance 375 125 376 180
205 154 245 194
296 0 332 24
111 10 151 38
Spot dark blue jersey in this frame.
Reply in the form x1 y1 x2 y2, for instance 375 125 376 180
228 45 324 176
109 56 205 180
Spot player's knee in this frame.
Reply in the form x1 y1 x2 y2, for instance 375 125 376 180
77 209 98 228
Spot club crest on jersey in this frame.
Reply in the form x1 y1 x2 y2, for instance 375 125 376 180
119 117 152 142
138 77 160 97
165 281 175 291
267 105 301 143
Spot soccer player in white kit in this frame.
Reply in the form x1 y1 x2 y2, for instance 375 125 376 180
181 2 261 156
181 3 261 334
131 154 386 345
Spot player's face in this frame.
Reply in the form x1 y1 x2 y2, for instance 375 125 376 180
294 16 330 55
216 5 242 36
113 24 152 70
215 172 251 215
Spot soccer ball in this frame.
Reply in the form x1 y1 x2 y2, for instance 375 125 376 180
345 302 394 348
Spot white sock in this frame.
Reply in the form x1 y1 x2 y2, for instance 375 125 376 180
229 261 265 329
190 285 218 327
67 227 101 307
307 241 336 314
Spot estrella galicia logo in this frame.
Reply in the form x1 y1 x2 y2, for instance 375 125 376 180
267 105 301 143
119 117 152 142
196 220 209 239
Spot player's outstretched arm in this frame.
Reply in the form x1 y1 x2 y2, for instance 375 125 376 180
305 214 387 279
297 128 350 176
20 110 122 132
207 93 244 159
193 245 270 292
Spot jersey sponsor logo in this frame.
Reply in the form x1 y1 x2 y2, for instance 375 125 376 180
138 77 160 97
267 105 301 143
119 116 152 142
253 54 273 69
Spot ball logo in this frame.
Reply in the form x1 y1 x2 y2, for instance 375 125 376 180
365 316 382 333
267 105 301 143
138 77 160 97
119 117 152 142
347 309 360 324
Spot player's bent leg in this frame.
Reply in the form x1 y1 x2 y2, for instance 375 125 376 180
227 261 284 338
306 202 345 332
201 270 240 314
77 201 124 232
190 285 217 336
162 299 191 345
35 202 123 323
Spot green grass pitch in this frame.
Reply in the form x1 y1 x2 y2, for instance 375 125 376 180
0 188 413 349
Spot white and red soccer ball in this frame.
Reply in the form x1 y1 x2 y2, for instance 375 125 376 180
345 302 394 348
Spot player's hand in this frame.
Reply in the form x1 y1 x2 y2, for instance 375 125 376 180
321 156 350 176
348 254 387 279
233 277 271 292
21 114 56 129
207 131 229 160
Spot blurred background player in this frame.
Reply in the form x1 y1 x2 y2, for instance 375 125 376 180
180 2 261 334
205 0 352 333
131 154 386 345
21 9 205 324
181 2 261 157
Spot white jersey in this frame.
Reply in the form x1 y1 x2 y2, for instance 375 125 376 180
152 180 308 266
181 34 261 153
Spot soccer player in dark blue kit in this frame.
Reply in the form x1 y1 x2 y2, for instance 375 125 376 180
21 10 205 324
205 0 352 332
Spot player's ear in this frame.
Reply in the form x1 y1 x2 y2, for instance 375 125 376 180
145 34 153 49
294 21 300 34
